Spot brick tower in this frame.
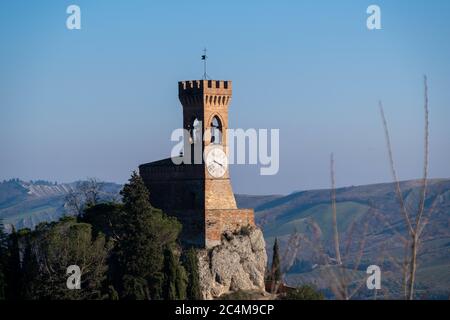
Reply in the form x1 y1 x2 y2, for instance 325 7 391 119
139 80 254 248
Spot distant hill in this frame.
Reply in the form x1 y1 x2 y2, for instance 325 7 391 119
236 179 450 299
234 194 283 210
0 179 121 230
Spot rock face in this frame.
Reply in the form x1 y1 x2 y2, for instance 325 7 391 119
197 226 267 299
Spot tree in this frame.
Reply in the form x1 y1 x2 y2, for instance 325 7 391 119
330 153 342 265
163 249 178 300
65 178 104 216
378 76 431 299
163 248 187 300
113 171 182 299
122 275 149 300
175 262 187 300
108 285 119 300
0 262 4 300
270 238 282 283
184 247 202 300
20 217 111 300
81 202 124 241
20 235 39 300
5 226 21 300
0 220 8 300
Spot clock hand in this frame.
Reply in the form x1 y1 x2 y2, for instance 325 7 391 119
213 160 224 167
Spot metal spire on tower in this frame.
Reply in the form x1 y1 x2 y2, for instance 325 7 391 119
201 48 210 80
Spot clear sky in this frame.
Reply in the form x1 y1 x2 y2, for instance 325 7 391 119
1 0 449 195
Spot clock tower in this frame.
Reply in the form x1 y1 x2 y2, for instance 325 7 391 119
139 80 254 248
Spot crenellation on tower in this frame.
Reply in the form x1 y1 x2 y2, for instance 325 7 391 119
179 80 232 94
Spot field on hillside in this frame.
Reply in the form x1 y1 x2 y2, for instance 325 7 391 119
0 179 121 230
237 179 450 299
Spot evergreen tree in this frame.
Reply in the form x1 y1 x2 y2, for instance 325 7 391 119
20 231 40 299
122 275 149 300
163 249 178 300
115 171 181 299
270 238 282 283
108 285 119 300
0 264 4 300
163 248 187 300
79 202 125 296
149 272 164 300
0 220 8 300
175 263 187 300
6 226 21 300
81 203 124 241
184 247 202 300
19 217 110 300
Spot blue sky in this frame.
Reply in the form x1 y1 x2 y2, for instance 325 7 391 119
0 0 449 194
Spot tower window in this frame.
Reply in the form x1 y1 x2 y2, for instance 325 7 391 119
210 116 222 144
189 118 201 144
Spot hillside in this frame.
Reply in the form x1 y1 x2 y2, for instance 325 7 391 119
0 179 122 230
236 179 450 299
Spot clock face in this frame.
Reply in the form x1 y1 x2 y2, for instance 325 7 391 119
205 147 228 178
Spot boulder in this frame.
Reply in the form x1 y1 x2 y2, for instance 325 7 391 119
197 226 267 299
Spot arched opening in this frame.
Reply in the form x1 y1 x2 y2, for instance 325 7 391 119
210 116 222 144
189 117 201 144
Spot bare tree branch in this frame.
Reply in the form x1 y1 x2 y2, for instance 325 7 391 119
330 153 342 265
379 101 414 236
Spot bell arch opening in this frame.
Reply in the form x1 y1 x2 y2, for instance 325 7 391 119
210 115 222 144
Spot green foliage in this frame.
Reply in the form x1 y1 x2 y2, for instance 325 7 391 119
163 249 187 300
282 285 324 300
149 272 164 300
85 172 182 300
270 238 282 283
163 249 178 300
176 263 187 300
5 226 21 300
108 285 119 300
0 268 4 300
116 172 181 299
0 172 186 300
0 220 7 299
122 275 149 300
19 229 38 299
118 172 180 274
19 217 111 299
81 202 124 240
184 247 202 300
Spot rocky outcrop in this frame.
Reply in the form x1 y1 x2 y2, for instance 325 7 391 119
197 226 267 300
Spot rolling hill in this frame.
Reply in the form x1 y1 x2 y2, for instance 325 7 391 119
0 179 122 230
236 179 450 299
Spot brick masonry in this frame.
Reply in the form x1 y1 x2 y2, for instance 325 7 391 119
139 80 255 248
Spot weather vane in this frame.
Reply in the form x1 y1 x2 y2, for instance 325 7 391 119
201 48 210 80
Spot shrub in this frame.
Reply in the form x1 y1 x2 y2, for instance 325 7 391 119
282 285 324 300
